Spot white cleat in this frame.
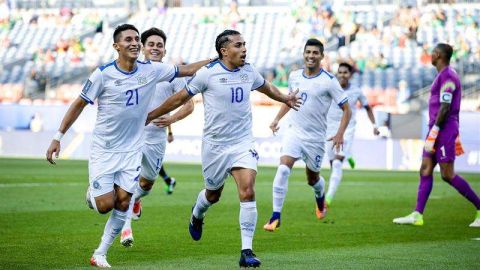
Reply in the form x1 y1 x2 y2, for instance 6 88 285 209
120 228 134 247
90 254 111 268
393 211 424 226
469 218 480 228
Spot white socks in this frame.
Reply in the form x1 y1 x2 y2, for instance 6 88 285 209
134 181 150 201
94 209 128 255
122 196 136 232
239 201 257 250
272 164 291 213
192 189 212 219
326 159 343 200
312 176 325 198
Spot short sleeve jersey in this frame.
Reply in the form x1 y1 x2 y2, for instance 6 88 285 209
286 69 348 141
80 60 178 152
326 84 368 137
185 60 265 145
428 66 461 130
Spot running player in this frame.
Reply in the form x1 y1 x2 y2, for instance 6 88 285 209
324 62 379 206
120 27 194 247
146 29 301 268
263 39 351 232
46 24 211 268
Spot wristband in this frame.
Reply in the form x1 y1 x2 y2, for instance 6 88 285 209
53 131 64 142
373 124 378 129
168 132 173 135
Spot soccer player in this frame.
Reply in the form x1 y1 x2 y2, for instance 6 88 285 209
146 29 301 268
324 62 380 206
263 39 352 232
393 43 480 227
46 24 211 268
120 27 194 247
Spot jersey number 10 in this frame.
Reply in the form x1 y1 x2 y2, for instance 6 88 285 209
231 87 244 103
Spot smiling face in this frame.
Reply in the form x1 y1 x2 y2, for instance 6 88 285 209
221 34 247 68
113 29 141 61
303 45 323 71
142 35 165 62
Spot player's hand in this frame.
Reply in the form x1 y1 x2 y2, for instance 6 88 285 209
270 119 280 135
455 135 464 156
153 115 175 128
424 125 439 153
167 133 174 143
327 134 344 153
284 89 302 111
373 127 380 136
46 140 61 165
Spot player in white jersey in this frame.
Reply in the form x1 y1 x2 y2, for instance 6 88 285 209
119 28 194 247
145 30 301 268
325 63 379 206
263 39 352 232
45 24 211 268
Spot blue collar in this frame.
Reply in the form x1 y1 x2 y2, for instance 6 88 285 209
114 60 138 75
302 68 323 79
219 60 240 72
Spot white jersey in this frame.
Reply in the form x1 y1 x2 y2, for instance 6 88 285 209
285 69 348 142
186 60 265 145
144 78 186 144
80 60 178 152
326 84 368 138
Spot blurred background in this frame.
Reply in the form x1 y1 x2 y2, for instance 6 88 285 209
0 0 479 172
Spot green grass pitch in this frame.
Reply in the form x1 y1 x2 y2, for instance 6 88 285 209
0 158 479 269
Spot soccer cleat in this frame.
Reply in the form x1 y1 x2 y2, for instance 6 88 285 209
239 249 261 268
263 212 281 232
393 211 424 226
315 195 327 220
469 212 480 227
86 186 94 210
120 228 134 247
325 195 333 207
189 207 204 241
347 157 356 169
90 254 111 268
164 177 176 195
131 200 142 220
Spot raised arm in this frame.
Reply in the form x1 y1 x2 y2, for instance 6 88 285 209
256 81 301 110
146 89 192 125
46 97 88 164
153 98 194 127
364 105 380 135
328 102 352 152
177 58 215 77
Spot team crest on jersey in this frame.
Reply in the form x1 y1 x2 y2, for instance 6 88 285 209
219 77 228 84
240 73 248 82
82 80 92 94
136 76 147 85
92 180 101 190
114 79 123 86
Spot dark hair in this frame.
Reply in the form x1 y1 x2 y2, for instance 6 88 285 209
215 29 241 59
141 27 167 46
436 43 453 62
304 38 324 54
339 62 353 73
113 24 139 43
